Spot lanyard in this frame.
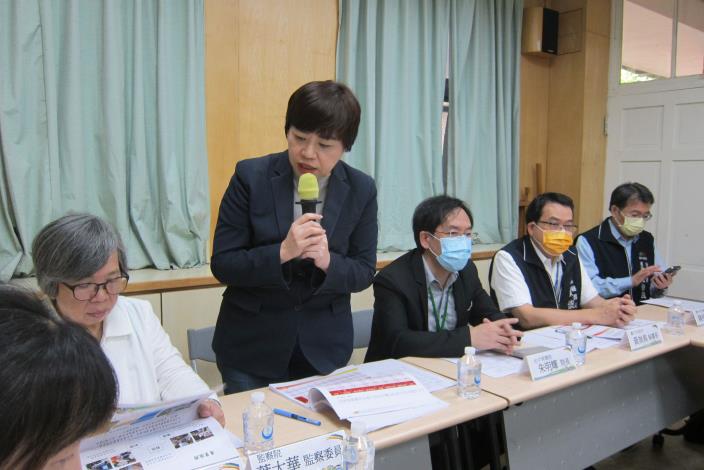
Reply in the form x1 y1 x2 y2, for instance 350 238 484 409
428 285 452 331
551 261 562 307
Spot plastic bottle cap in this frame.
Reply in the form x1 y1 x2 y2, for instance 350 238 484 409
350 421 367 437
250 391 265 404
464 346 476 355
572 322 582 329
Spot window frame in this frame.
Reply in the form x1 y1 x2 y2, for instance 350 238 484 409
609 0 704 96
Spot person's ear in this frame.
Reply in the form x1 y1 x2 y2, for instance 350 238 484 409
609 205 621 219
419 231 432 250
526 222 536 238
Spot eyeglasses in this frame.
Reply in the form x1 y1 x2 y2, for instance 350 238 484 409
621 210 653 221
62 274 130 301
537 221 579 233
434 231 480 242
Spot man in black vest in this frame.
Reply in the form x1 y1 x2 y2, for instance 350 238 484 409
576 182 674 305
489 192 637 329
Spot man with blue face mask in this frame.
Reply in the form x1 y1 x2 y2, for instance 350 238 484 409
365 196 522 362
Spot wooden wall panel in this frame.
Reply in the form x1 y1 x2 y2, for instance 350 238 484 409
579 31 610 229
539 0 610 231
205 0 338 246
520 55 550 204
546 49 586 215
205 0 239 246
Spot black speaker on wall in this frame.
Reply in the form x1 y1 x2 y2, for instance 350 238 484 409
522 7 559 57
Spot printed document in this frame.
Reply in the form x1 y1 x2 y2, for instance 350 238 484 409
444 352 525 378
80 393 240 470
643 296 704 312
269 360 449 431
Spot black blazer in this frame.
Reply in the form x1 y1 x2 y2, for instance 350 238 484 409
211 151 378 378
365 249 504 362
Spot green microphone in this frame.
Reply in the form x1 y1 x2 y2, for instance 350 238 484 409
298 173 320 215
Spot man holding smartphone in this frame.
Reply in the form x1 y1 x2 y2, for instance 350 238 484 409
576 182 675 305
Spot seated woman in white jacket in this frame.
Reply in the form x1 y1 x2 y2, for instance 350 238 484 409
32 213 224 426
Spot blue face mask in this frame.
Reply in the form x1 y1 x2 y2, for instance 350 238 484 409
430 234 473 273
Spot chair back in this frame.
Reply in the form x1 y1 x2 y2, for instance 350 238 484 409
352 308 374 349
187 326 216 373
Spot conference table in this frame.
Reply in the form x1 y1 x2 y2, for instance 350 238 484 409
220 304 704 470
405 304 704 470
690 322 704 348
220 379 507 469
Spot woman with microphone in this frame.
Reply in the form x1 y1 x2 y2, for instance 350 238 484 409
211 81 378 393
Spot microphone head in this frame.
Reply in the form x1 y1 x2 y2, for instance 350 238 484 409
298 173 319 200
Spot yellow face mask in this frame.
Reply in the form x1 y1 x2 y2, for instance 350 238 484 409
535 225 573 256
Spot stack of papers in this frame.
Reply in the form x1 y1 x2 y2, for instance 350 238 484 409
269 359 453 431
80 393 241 470
443 318 671 380
444 353 525 378
644 296 704 314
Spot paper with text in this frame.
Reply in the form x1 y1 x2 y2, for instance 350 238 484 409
444 352 525 378
80 393 240 470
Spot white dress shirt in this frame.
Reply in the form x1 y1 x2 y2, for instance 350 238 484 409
491 241 599 312
101 296 211 405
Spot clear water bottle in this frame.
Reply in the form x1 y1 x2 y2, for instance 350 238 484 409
667 300 685 335
567 322 587 366
457 346 481 399
343 421 375 470
243 391 274 455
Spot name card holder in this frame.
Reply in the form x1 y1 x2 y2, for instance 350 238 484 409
525 348 576 381
626 324 663 351
690 309 704 327
247 430 345 470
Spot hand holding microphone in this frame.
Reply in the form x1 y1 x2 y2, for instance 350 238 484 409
279 175 330 271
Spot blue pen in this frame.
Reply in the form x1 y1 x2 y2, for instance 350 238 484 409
273 408 321 426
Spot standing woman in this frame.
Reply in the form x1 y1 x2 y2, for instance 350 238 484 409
32 213 224 425
211 80 378 393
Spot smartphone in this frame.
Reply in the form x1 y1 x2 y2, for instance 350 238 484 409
663 265 681 275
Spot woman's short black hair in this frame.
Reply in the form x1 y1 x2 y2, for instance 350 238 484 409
412 195 474 250
284 80 361 151
525 192 575 225
0 285 117 469
609 182 655 209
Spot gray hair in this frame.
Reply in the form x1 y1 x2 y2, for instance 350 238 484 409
32 213 128 298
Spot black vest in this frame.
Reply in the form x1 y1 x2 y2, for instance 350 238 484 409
578 218 655 305
490 236 582 310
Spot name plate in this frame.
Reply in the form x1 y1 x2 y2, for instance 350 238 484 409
690 309 704 327
525 348 576 381
248 430 344 470
626 324 663 351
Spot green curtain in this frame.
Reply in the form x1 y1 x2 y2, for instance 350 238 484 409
446 0 522 243
337 0 450 251
0 0 209 280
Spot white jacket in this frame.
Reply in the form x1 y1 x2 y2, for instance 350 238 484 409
101 296 210 405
